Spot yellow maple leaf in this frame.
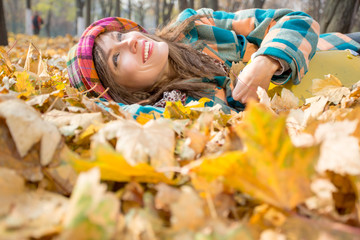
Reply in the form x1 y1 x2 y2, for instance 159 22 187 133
193 102 319 210
14 72 35 97
163 98 210 120
136 111 161 125
62 144 176 184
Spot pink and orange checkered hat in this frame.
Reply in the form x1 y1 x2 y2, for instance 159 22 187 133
66 17 147 100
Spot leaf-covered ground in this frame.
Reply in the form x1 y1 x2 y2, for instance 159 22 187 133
1 34 360 240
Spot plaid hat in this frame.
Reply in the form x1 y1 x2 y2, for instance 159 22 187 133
66 17 147 100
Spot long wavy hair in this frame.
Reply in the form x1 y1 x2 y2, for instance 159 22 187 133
93 15 227 105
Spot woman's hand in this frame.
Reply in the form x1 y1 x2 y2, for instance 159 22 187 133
232 55 281 103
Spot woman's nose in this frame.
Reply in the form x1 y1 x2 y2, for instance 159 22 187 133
123 36 138 54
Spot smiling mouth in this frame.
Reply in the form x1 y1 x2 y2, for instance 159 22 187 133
143 41 153 63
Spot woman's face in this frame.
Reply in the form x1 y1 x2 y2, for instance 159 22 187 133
95 31 169 91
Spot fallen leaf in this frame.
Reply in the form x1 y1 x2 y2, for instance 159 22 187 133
270 88 299 113
229 61 246 84
44 109 103 129
63 144 175 184
26 93 50 107
0 167 25 196
314 120 360 175
194 103 319 210
23 43 40 74
0 98 61 166
163 98 210 120
305 178 336 214
58 168 119 240
281 215 360 240
0 117 43 181
92 118 176 173
311 75 350 104
170 186 206 231
14 71 35 98
0 168 68 240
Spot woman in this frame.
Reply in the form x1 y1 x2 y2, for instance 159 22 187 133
67 8 360 114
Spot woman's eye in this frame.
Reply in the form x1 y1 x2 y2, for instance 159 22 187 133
117 32 122 41
113 53 120 67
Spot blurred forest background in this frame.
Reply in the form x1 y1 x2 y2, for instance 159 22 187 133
1 0 360 42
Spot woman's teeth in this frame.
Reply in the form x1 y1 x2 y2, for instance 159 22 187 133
144 42 150 62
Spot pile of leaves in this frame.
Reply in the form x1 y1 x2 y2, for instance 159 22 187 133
1 34 360 240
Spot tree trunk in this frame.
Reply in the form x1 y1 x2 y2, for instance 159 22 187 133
189 0 194 8
0 0 8 46
25 0 32 35
351 2 360 32
251 0 266 8
179 0 188 11
6 0 18 33
99 0 106 17
107 0 113 17
162 0 174 25
128 0 132 19
115 0 121 16
86 0 91 27
350 0 360 31
209 0 218 11
201 0 207 8
45 1 53 37
155 0 160 26
320 0 358 33
136 1 146 26
76 0 85 37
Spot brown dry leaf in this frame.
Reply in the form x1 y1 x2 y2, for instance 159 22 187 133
305 178 336 214
0 97 61 166
93 118 176 173
0 117 43 181
311 75 350 104
0 47 14 76
0 168 68 240
271 88 299 113
118 209 158 240
155 183 181 212
117 193 162 240
37 54 51 82
121 182 144 213
304 96 328 122
23 43 40 74
43 163 78 195
26 93 50 107
260 230 286 240
44 109 104 136
170 186 206 231
281 215 360 240
0 167 25 197
286 109 315 147
229 61 246 83
257 87 273 111
314 120 360 175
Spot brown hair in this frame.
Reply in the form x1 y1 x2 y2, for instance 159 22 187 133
93 15 227 105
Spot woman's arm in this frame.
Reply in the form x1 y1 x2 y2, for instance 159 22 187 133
177 8 320 103
232 55 281 102
230 9 320 102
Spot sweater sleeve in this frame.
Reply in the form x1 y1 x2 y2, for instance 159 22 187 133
176 8 320 85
